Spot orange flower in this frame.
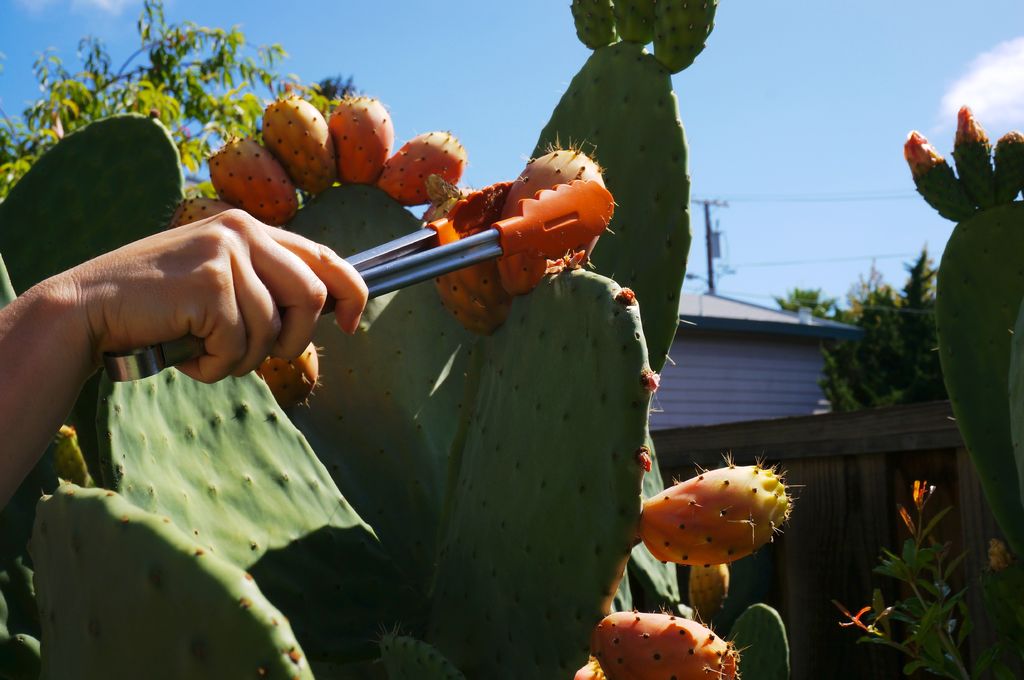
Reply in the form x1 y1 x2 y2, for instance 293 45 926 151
955 106 990 146
898 503 916 534
912 480 934 511
904 132 944 178
834 601 873 632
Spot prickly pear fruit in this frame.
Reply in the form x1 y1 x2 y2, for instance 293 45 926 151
434 182 513 335
328 96 394 184
498 148 605 296
574 655 608 680
255 342 319 408
639 463 791 565
378 132 467 206
54 425 93 487
572 0 616 49
688 563 730 622
262 95 337 194
167 197 232 228
653 0 719 74
903 131 974 221
591 611 738 680
952 106 996 209
994 131 1024 204
210 137 298 225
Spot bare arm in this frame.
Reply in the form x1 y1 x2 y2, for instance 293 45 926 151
0 210 367 506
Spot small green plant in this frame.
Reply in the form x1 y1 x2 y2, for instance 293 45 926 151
835 481 1015 679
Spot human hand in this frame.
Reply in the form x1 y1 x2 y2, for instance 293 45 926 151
63 209 367 383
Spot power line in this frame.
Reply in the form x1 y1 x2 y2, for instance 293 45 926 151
691 190 916 204
733 253 917 268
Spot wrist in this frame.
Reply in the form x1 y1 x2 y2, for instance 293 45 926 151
25 270 98 380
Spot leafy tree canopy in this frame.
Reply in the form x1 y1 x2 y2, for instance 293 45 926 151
0 0 355 198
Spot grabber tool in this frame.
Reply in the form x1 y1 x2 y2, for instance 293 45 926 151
103 179 615 381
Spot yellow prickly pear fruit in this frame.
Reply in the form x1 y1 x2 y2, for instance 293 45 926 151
54 425 94 487
639 462 792 565
255 342 320 409
167 197 232 228
262 95 337 194
688 563 730 622
573 655 607 680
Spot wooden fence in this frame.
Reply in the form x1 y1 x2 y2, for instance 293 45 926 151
651 400 1020 679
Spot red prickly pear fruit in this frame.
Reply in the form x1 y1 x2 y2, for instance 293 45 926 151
434 182 513 335
688 563 730 622
377 131 467 206
255 342 320 408
167 197 233 229
328 96 394 184
497 148 606 296
262 95 337 194
639 463 791 566
210 138 298 225
591 611 738 680
574 656 607 680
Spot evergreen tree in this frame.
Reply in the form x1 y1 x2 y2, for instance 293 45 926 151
778 249 947 411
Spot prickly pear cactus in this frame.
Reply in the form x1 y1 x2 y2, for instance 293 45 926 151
0 255 13 309
0 114 183 292
426 270 653 677
729 603 790 680
31 485 314 680
906 112 1024 555
379 635 466 680
97 370 416 663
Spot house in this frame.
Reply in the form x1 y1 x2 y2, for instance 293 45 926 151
649 293 863 430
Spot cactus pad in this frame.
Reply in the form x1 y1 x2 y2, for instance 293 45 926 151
31 485 313 679
0 114 183 292
653 0 719 74
0 255 13 309
427 270 652 677
936 202 1024 554
571 0 616 49
534 42 691 371
379 635 466 680
98 371 415 662
730 603 790 680
287 184 475 594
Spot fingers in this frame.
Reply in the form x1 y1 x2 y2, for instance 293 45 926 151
248 243 326 359
174 262 248 383
229 254 281 375
266 228 368 335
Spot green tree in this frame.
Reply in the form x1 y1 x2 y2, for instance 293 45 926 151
774 287 842 320
0 0 348 199
815 249 946 411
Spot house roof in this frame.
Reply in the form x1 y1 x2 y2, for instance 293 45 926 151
678 293 863 341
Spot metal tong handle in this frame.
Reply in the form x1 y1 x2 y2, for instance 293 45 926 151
102 229 501 381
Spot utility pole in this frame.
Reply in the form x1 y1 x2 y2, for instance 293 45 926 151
694 199 728 294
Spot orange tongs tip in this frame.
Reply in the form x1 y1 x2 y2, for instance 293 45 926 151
495 179 614 259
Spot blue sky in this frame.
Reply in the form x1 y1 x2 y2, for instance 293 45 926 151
3 0 1024 308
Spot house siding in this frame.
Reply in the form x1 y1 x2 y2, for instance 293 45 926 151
649 330 831 430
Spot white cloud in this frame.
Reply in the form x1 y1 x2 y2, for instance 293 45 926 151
941 37 1024 131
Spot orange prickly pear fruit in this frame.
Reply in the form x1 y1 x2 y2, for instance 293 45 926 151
167 197 232 228
378 131 467 206
433 182 513 335
639 462 791 565
255 342 320 408
688 563 730 622
262 95 337 194
210 138 298 225
497 148 605 296
328 96 394 184
574 656 607 680
591 611 738 680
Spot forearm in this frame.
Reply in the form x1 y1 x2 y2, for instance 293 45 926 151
0 274 94 506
